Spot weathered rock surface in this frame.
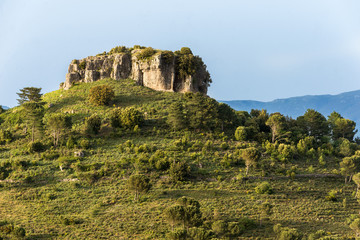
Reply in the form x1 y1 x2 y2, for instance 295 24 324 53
62 48 211 94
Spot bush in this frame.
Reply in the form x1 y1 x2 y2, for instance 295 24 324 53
137 47 156 60
28 141 45 153
79 138 90 149
109 46 128 54
66 136 76 149
89 85 115 106
13 226 26 238
325 189 338 202
0 129 12 144
212 220 227 235
166 228 187 240
128 174 151 201
78 61 86 70
85 115 101 135
169 161 190 182
255 181 273 194
235 126 247 141
228 222 245 237
120 107 144 129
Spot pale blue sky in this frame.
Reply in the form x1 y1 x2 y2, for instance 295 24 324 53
1 0 360 107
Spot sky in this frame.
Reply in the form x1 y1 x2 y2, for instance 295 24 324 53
1 0 360 107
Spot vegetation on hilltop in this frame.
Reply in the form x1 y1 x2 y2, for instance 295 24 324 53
0 78 359 239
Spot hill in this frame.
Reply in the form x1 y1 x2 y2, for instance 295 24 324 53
0 77 359 238
223 90 360 128
0 106 9 110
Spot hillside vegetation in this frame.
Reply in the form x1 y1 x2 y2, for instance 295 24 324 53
0 78 360 239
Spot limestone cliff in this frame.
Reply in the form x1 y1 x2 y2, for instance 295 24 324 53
62 46 211 94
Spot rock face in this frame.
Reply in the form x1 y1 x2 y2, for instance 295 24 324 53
62 48 211 94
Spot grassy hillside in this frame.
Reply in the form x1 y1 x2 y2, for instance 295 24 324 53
0 78 359 239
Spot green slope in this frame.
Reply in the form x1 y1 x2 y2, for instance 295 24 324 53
0 78 358 239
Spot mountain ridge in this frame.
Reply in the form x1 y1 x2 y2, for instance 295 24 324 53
222 89 360 129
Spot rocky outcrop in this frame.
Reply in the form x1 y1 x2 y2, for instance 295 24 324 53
62 47 211 94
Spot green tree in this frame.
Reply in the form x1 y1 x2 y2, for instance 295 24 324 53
89 85 115 106
184 93 218 131
23 102 45 142
353 173 360 197
167 102 187 130
17 87 43 105
235 126 247 141
266 112 286 143
217 103 238 131
165 197 202 230
45 114 72 147
350 218 360 238
333 118 357 141
340 156 357 184
127 174 151 201
297 109 329 142
242 147 260 175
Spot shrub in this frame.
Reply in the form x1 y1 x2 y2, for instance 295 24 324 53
137 47 156 60
66 136 76 149
325 189 338 202
120 107 144 129
0 129 12 144
85 115 101 135
166 228 187 240
13 226 26 238
169 161 190 182
28 141 45 153
235 126 247 141
228 222 245 236
128 174 151 201
212 220 227 235
109 46 128 54
79 138 90 149
255 181 273 194
41 151 60 160
89 85 115 106
78 61 86 70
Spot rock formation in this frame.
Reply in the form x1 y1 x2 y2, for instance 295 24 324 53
62 47 211 94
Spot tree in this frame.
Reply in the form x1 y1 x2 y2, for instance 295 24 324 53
127 174 151 201
165 197 202 230
45 114 72 147
333 118 357 141
352 172 360 197
89 85 115 106
167 102 187 130
340 156 357 184
242 147 260 175
260 202 273 226
266 112 286 143
350 218 360 238
217 103 238 131
23 102 45 142
297 109 329 142
235 126 247 141
17 87 42 105
187 94 218 131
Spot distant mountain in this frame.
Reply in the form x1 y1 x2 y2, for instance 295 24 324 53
1 105 9 110
222 90 360 129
